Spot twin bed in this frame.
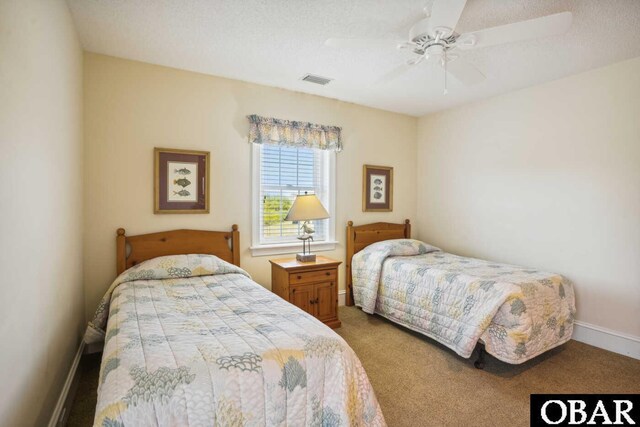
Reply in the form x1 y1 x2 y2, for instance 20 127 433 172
86 226 384 426
346 220 576 367
87 221 575 425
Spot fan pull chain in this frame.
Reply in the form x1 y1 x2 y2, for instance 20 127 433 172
443 49 448 95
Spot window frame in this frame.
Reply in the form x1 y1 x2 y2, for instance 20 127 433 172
250 143 337 257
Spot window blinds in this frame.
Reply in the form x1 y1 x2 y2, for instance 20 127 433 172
259 145 329 243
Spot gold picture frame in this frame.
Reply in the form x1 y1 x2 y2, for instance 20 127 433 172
362 165 393 212
154 147 210 214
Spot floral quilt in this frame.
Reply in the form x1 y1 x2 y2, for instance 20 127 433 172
352 240 576 364
86 254 385 426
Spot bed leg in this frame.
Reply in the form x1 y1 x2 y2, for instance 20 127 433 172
474 344 486 370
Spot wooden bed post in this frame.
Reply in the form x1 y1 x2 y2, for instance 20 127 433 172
116 228 126 275
346 221 355 306
231 224 240 267
404 219 411 238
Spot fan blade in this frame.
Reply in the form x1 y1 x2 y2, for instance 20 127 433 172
324 38 398 49
445 58 485 85
375 63 413 85
457 11 572 50
428 0 467 37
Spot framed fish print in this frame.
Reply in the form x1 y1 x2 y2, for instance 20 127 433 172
362 165 393 212
154 148 210 214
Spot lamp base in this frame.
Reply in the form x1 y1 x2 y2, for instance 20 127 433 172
296 253 316 262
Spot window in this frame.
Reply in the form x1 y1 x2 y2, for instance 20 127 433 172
251 144 336 256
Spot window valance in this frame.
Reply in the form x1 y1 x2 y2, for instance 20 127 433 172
247 114 342 152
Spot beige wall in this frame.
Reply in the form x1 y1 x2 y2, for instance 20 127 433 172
417 57 640 338
0 1 84 425
83 53 418 319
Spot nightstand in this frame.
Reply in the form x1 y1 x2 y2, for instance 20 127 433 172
269 256 342 328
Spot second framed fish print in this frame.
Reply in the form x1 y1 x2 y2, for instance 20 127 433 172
362 164 393 212
154 148 209 214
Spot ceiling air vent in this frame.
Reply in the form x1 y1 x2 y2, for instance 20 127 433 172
301 74 333 86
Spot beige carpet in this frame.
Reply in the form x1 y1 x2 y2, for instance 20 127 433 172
336 307 640 427
67 352 100 427
68 306 640 426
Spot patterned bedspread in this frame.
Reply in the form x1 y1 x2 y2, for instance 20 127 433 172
352 240 576 364
85 255 385 426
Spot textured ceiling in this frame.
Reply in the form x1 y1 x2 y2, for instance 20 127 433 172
67 0 640 116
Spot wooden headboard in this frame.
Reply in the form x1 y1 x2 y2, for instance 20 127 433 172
345 220 411 306
116 226 240 274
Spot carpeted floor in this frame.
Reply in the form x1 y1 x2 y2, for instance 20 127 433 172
68 306 640 426
335 307 640 426
67 351 101 427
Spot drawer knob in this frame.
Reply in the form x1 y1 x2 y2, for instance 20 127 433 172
297 275 302 280
326 272 330 276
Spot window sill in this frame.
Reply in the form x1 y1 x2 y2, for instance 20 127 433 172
250 240 338 257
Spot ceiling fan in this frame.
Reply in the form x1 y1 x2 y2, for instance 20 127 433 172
325 0 572 93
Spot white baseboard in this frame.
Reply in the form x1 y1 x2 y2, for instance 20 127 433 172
48 340 85 427
338 290 346 306
572 321 640 360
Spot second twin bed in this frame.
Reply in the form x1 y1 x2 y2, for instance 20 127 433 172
346 220 576 366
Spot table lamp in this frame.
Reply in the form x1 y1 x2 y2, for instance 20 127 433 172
284 192 330 262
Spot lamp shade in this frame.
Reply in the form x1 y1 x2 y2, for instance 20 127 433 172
284 194 330 221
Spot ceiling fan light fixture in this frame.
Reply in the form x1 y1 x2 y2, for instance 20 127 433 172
428 44 445 55
325 0 573 92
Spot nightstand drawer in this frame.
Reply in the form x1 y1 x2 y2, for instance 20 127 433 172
290 268 336 285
